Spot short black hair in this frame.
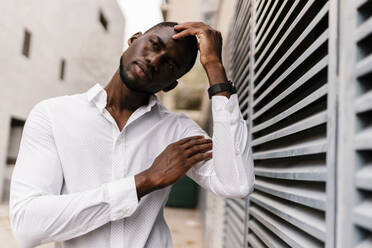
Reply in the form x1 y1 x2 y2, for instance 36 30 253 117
145 22 198 77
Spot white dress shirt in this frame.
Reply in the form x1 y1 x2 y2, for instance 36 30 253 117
9 83 254 248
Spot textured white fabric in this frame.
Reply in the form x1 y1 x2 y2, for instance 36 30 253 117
9 83 254 248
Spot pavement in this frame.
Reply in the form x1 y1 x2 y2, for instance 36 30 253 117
0 204 203 248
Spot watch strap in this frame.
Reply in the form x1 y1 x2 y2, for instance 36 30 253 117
208 81 237 99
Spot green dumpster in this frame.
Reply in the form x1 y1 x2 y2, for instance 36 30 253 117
166 175 198 208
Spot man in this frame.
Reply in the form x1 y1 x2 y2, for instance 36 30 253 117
10 22 254 248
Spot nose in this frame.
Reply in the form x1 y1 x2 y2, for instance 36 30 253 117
146 52 165 72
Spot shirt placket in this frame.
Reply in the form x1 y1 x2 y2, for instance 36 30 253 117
110 127 126 248
102 109 127 248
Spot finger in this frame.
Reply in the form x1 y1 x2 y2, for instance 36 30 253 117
182 137 212 150
175 135 204 145
174 22 202 30
185 142 213 157
203 152 213 161
188 152 213 166
172 28 199 39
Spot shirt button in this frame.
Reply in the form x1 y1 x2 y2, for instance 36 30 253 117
227 105 233 113
235 147 240 155
121 209 128 215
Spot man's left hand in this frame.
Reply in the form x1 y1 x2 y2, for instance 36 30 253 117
172 22 229 97
172 22 223 68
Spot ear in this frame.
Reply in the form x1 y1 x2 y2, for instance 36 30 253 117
162 80 178 92
128 31 143 46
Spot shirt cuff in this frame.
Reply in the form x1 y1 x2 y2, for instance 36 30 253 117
211 93 242 123
105 176 139 221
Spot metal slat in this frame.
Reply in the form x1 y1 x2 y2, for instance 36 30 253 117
356 17 372 42
250 192 326 241
253 139 327 160
250 206 323 247
353 199 372 231
254 163 327 182
253 56 328 120
252 111 327 147
252 84 328 133
355 127 372 150
249 219 288 247
355 90 372 114
356 54 372 78
355 165 372 190
254 178 326 210
253 3 329 94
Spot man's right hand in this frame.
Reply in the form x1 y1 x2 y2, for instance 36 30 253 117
135 135 213 199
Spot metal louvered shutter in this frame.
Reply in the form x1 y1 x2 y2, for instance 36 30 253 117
222 0 338 247
223 0 252 247
338 0 372 247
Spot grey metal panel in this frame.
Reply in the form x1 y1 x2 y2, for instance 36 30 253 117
337 0 372 246
223 0 336 247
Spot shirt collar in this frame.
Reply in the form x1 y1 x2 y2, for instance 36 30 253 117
86 83 161 114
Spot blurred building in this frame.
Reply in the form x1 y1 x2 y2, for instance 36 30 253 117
0 0 125 202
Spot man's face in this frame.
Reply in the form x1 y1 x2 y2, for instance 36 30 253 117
120 26 194 94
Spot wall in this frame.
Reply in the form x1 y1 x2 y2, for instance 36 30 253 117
0 0 125 201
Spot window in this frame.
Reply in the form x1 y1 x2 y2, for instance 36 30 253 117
7 118 25 165
99 10 109 31
60 58 66 80
3 118 25 202
22 29 31 58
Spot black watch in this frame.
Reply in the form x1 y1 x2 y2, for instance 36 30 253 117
208 80 237 99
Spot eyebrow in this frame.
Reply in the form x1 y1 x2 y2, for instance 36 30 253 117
155 35 180 70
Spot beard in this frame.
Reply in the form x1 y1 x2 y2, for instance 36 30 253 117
119 55 153 94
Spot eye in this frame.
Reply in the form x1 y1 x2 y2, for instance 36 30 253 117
150 39 160 51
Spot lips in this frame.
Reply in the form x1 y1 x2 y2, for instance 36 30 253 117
134 61 151 81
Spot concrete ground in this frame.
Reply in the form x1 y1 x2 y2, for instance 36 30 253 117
164 207 203 248
0 204 203 248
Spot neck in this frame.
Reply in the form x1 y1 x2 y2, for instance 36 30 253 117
104 69 151 112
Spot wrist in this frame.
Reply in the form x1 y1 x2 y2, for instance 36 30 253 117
203 61 228 86
135 169 159 199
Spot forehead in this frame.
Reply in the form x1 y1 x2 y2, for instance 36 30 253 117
145 26 191 66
